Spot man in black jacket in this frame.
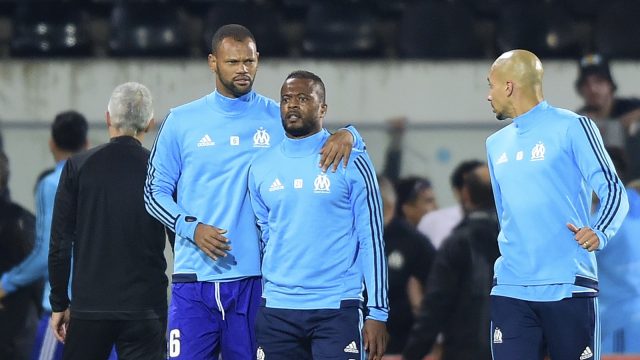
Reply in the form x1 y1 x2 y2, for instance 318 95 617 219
48 82 168 360
378 175 435 354
403 164 499 360
0 151 41 360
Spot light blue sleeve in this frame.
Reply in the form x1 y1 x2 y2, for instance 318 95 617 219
144 113 198 241
248 165 269 250
342 125 366 151
349 152 388 321
1 178 52 293
571 118 629 249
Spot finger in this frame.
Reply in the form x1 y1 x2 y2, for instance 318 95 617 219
213 227 228 235
321 147 339 172
332 144 347 172
368 338 379 360
342 144 351 169
199 245 219 261
566 223 580 234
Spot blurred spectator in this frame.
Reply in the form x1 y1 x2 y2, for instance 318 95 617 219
0 151 40 360
595 146 640 354
576 54 640 180
395 176 437 228
0 111 88 360
418 159 485 248
403 164 499 360
378 175 435 355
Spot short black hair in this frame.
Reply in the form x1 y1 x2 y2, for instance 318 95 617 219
451 159 485 190
51 111 88 152
464 168 494 210
211 24 256 54
395 176 432 216
285 70 326 103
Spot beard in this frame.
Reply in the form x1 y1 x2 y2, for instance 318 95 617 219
218 74 254 98
282 117 318 138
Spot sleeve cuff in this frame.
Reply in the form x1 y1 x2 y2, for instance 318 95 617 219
366 307 389 322
0 274 17 293
594 229 608 250
175 215 199 241
340 125 365 151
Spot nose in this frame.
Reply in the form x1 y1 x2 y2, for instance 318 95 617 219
487 94 492 102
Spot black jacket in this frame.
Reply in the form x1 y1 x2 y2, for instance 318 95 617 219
403 209 500 360
384 218 436 354
49 136 168 320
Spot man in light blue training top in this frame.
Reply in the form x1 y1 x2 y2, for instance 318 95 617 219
486 49 629 360
0 111 88 360
144 25 363 360
248 70 389 360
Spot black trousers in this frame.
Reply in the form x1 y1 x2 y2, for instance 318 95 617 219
63 317 166 360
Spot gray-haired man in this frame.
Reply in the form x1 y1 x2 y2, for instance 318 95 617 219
49 82 168 360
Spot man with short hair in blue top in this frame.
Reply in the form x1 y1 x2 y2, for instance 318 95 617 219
248 70 389 360
145 25 362 360
486 50 629 360
0 111 88 360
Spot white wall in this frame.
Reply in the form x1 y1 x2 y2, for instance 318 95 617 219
2 59 639 211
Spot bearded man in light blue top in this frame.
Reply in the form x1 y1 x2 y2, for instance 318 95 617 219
485 50 629 360
249 71 389 360
144 25 362 360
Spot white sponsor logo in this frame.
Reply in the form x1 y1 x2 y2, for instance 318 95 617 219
496 152 508 164
230 136 240 146
531 141 545 161
343 341 359 354
197 134 215 147
257 346 265 360
493 327 503 344
313 173 331 193
294 179 303 189
269 178 284 192
253 127 271 147
516 151 524 161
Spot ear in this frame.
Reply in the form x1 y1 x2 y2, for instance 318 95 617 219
318 103 328 119
48 138 55 152
144 118 155 133
505 81 514 97
208 53 217 74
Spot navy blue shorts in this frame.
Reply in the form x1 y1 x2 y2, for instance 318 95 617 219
255 301 364 360
167 277 261 359
490 295 600 360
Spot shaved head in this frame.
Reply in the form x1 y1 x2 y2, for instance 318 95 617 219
486 49 545 120
491 49 544 90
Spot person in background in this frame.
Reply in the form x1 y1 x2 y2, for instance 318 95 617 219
596 146 640 354
378 175 435 355
486 49 628 360
576 53 640 180
417 159 484 249
0 111 88 360
0 151 39 360
395 176 437 229
49 82 168 359
403 164 499 360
